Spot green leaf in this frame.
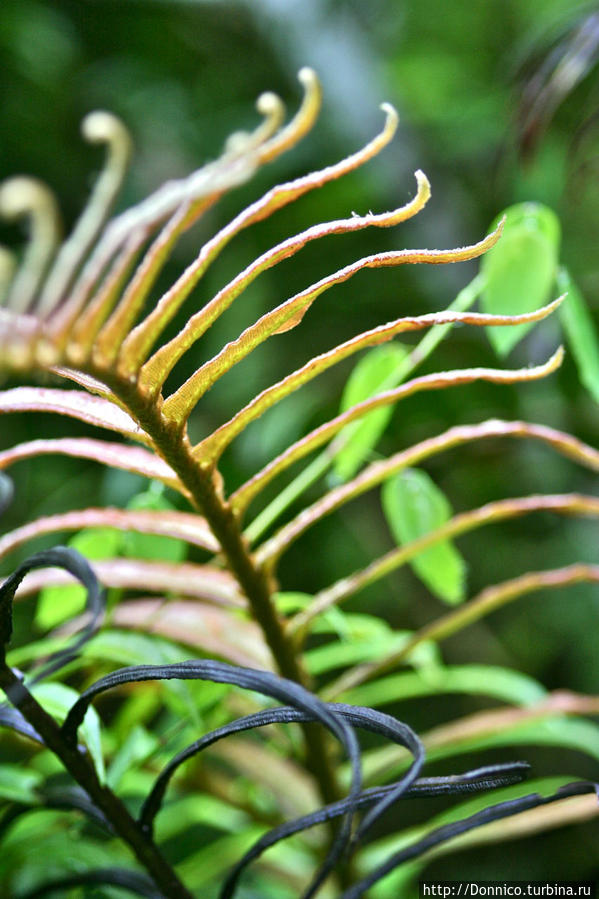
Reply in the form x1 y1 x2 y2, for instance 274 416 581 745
0 764 42 804
273 592 313 615
177 827 266 891
154 794 250 842
305 632 412 676
124 486 187 562
35 527 122 630
0 810 131 895
381 468 466 604
556 266 599 403
481 203 560 357
83 629 191 667
306 623 440 676
333 344 409 482
31 682 105 783
106 725 158 790
83 631 230 720
342 664 547 708
360 715 599 785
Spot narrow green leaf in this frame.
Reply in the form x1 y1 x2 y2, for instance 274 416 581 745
481 203 560 357
177 827 266 890
334 344 409 482
0 812 131 894
83 630 231 717
153 794 250 842
306 633 411 676
556 266 599 403
342 664 547 708
0 764 42 804
273 591 313 614
124 486 188 562
360 715 599 785
36 527 121 630
381 468 466 604
83 630 191 667
306 622 440 675
106 724 158 790
31 682 105 783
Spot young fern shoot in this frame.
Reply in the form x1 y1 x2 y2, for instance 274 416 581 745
1 68 597 897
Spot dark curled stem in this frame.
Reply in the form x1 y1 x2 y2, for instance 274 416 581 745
0 546 550 899
340 781 599 898
140 703 424 838
140 703 527 899
61 660 363 898
0 546 105 679
15 867 162 899
218 761 530 899
0 550 194 899
0 666 194 898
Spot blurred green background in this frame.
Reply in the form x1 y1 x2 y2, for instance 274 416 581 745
1 0 598 885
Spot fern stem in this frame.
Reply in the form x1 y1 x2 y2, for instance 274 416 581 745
102 374 341 806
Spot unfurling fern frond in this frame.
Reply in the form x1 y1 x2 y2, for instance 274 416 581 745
0 70 597 898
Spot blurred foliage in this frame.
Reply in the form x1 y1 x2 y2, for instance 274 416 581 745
0 0 598 887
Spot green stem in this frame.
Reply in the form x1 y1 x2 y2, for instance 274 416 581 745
245 273 486 543
244 449 332 543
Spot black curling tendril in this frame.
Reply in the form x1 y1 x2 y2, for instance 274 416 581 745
1 549 589 899
141 701 424 839
139 697 527 898
339 780 599 898
61 660 364 899
218 759 529 899
0 546 105 680
14 867 161 899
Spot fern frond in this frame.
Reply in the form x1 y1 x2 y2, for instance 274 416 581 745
0 437 182 491
0 506 219 561
332 562 599 696
254 420 599 570
162 218 499 426
129 102 401 384
207 310 562 470
289 493 599 641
